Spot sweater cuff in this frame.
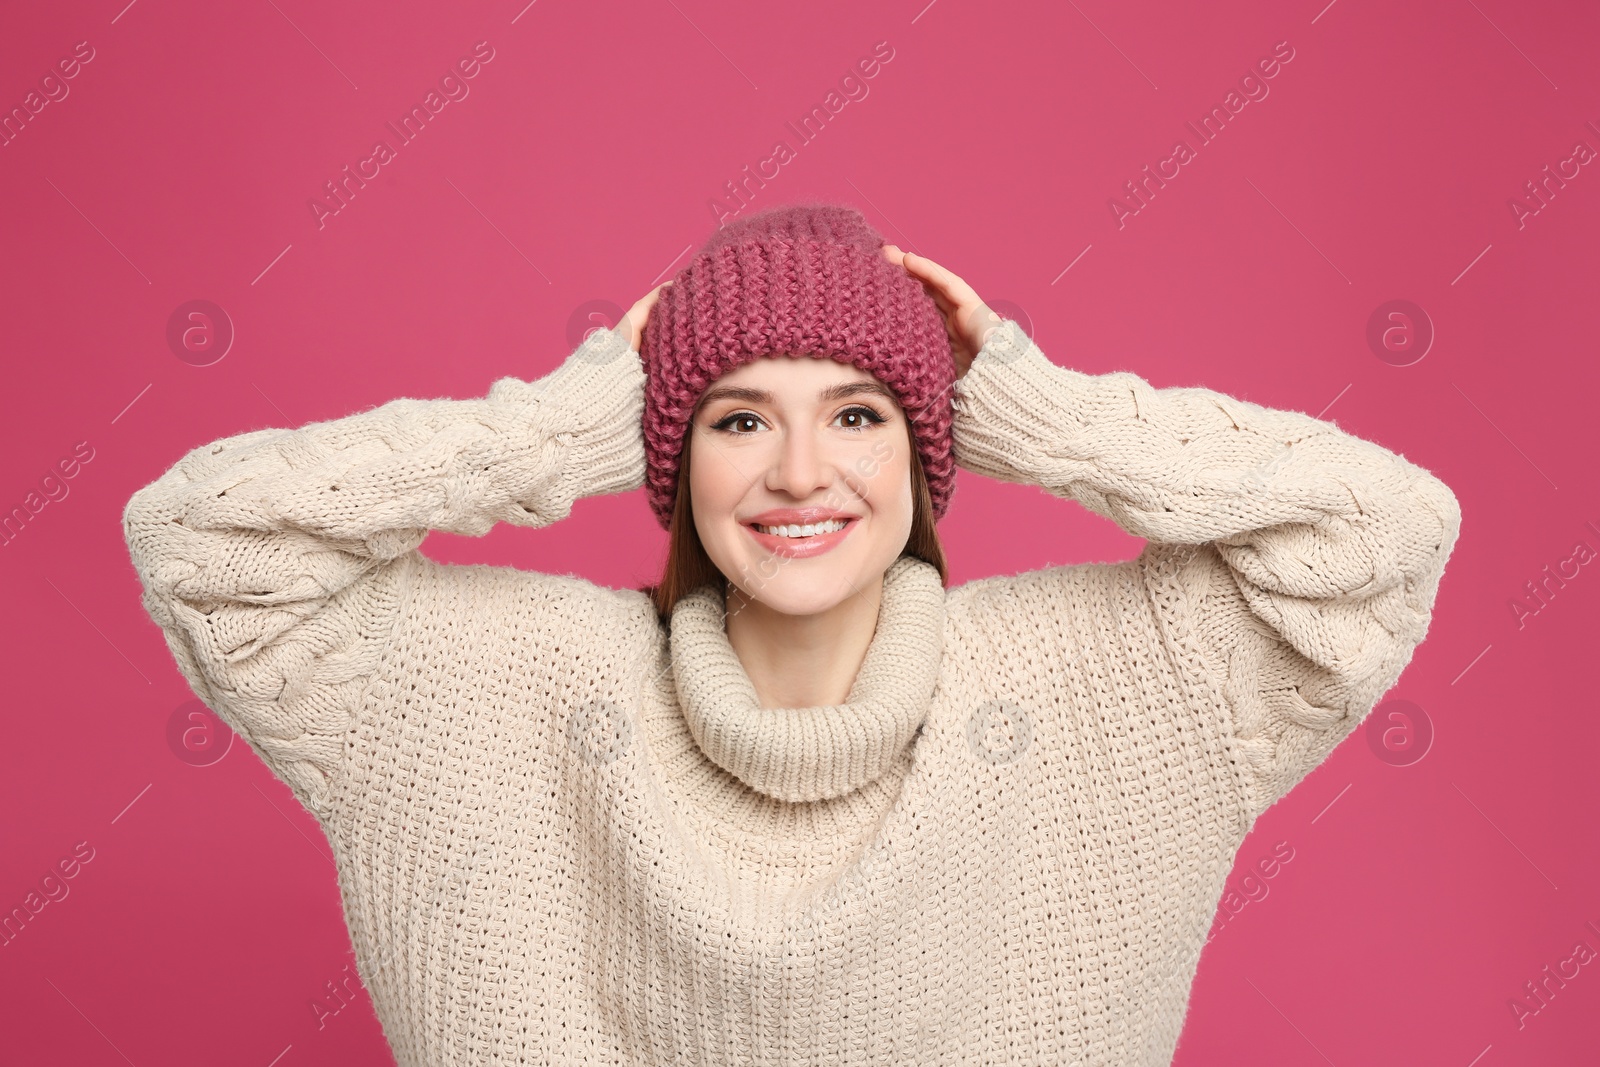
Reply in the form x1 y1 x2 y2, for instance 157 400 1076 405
489 325 647 503
951 318 1096 486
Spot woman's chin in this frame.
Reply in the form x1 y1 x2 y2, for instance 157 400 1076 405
724 553 875 618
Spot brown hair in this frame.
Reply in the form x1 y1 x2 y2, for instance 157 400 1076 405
642 417 948 621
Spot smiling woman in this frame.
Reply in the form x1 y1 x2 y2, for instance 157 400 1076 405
688 362 917 578
123 200 1461 1065
633 205 960 711
698 367 902 563
683 355 927 708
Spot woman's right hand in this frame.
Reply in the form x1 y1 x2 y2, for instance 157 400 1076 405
622 281 671 353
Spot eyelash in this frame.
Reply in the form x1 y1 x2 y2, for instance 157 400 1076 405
711 405 888 436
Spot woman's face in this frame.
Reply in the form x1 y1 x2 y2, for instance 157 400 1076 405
688 354 915 617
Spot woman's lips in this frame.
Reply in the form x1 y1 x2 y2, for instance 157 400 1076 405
743 518 858 559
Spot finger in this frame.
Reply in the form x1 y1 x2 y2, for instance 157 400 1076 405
900 250 939 280
904 252 981 308
908 274 952 317
898 254 951 302
902 259 967 318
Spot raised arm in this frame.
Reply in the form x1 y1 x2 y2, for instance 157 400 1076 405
950 319 1463 822
122 324 646 819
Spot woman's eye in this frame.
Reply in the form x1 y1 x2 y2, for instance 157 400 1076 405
836 406 887 431
712 412 763 434
711 406 886 435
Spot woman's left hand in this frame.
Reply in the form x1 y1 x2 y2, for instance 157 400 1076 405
882 244 1003 380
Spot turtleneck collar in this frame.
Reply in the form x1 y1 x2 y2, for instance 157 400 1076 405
668 555 946 804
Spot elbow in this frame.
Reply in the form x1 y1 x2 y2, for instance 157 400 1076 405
121 480 172 558
121 484 154 561
1390 469 1462 624
121 484 152 542
121 477 195 599
1388 454 1461 566
1420 470 1464 559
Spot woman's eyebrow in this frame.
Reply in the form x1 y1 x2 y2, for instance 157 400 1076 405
820 380 897 403
698 380 897 407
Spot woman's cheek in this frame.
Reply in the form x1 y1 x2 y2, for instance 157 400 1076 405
862 435 903 480
693 435 750 507
688 440 739 539
861 440 914 524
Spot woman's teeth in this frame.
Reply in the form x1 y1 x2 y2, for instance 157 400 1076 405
753 519 849 538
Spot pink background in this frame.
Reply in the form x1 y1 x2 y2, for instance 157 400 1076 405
2 0 1597 1062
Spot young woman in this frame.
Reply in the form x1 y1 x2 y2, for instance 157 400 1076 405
123 203 1461 1065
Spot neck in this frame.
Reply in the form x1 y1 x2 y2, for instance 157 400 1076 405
723 573 885 709
667 554 944 802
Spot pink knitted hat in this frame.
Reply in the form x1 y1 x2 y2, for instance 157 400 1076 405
639 202 957 530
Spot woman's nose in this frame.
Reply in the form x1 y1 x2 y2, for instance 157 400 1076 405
767 426 834 500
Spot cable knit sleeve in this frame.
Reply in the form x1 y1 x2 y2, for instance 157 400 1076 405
950 319 1462 822
122 325 646 818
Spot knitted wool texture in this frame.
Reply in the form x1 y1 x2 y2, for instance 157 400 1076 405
123 319 1462 1064
639 202 957 529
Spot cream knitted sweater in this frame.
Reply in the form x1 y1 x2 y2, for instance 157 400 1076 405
123 319 1461 1065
